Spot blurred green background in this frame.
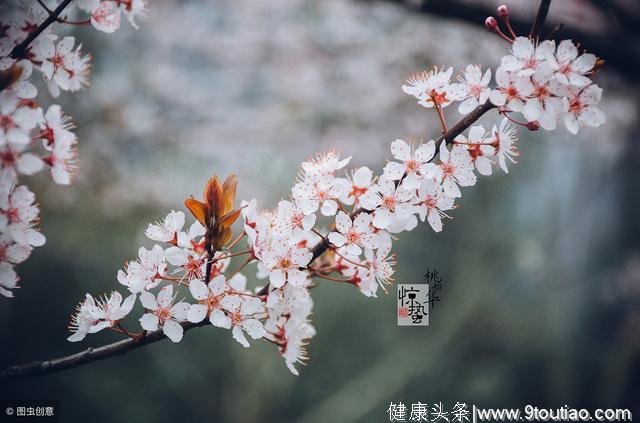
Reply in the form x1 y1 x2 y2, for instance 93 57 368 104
1 0 639 421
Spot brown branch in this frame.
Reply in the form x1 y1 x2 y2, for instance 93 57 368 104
530 0 552 39
434 101 496 150
10 0 75 59
0 321 208 385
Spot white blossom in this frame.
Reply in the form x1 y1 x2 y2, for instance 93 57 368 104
139 285 190 343
449 64 492 114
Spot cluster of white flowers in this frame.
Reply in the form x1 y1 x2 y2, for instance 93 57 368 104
0 0 146 297
404 39 604 135
67 5 606 375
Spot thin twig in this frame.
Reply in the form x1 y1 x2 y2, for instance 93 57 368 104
530 0 552 39
10 0 75 59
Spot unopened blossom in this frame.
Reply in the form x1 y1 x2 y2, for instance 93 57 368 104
402 67 459 109
449 64 492 114
328 211 378 256
416 179 455 233
383 139 435 190
491 118 519 174
340 166 374 206
548 40 596 87
561 84 605 135
360 177 416 230
91 1 122 33
212 294 267 348
291 174 345 216
501 37 555 77
145 210 185 244
68 294 99 342
139 285 190 343
454 125 494 176
261 240 313 288
187 275 227 324
87 291 136 333
422 143 476 199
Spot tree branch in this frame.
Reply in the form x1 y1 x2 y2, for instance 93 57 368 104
0 321 208 385
530 0 552 39
10 0 75 59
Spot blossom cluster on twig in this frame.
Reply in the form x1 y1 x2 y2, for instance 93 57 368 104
0 0 147 297
66 4 606 376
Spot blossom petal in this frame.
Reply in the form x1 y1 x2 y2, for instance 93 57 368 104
162 319 184 343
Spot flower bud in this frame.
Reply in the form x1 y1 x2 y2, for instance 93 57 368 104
525 121 540 131
497 5 509 18
485 17 499 32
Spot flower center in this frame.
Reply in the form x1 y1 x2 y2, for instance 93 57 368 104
469 84 482 97
204 294 220 310
523 57 537 70
157 307 171 322
278 257 291 269
441 162 454 176
569 98 583 113
383 196 396 211
0 150 17 166
346 230 360 243
350 186 367 198
405 159 419 172
429 89 448 105
534 84 549 99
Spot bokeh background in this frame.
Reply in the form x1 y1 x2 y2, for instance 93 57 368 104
1 0 640 421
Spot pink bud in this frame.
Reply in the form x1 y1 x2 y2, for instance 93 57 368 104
485 17 499 31
497 5 509 18
525 121 540 131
